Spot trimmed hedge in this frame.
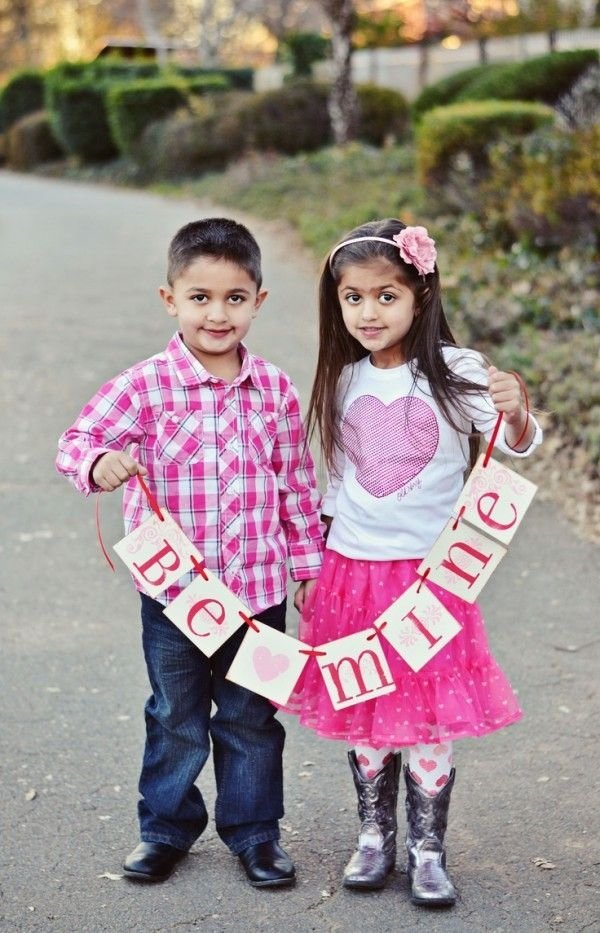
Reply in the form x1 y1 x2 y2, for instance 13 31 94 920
356 84 409 145
187 75 231 96
45 73 117 162
177 66 254 90
456 49 599 106
416 99 555 186
240 82 331 154
137 94 249 178
106 79 188 157
0 68 45 130
6 110 63 169
411 64 501 123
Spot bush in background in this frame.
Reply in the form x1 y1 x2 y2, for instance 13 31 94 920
455 48 599 106
45 70 118 162
416 99 554 190
356 84 409 145
6 110 63 168
239 81 332 154
0 68 45 130
106 79 188 158
482 125 600 249
137 93 249 178
177 66 253 90
410 64 498 123
187 74 230 96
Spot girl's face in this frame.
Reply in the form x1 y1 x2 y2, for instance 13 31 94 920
336 258 417 368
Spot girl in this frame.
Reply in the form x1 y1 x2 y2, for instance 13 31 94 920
289 218 542 906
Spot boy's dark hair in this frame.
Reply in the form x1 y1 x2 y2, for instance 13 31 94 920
167 218 262 288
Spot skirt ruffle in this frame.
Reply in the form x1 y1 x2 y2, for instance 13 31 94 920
285 551 522 747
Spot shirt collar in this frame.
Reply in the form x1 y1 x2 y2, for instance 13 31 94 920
165 332 259 388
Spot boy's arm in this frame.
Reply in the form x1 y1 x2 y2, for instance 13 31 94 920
56 373 145 495
272 383 326 583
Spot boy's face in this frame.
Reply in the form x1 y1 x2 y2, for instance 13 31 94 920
160 256 267 374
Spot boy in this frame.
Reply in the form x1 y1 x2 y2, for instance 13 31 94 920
56 218 324 885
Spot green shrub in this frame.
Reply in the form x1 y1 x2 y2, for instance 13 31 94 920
240 82 331 155
280 31 331 76
482 125 600 248
137 93 249 178
416 99 554 187
356 84 409 145
186 74 231 96
0 68 45 130
45 73 117 162
106 79 188 158
456 49 599 106
177 66 253 90
411 64 500 123
6 110 63 168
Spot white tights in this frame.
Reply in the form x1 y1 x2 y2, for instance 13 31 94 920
353 742 454 796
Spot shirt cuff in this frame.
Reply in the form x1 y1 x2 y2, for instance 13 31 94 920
495 415 543 458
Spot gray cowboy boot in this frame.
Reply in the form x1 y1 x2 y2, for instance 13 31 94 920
343 750 402 890
404 765 456 906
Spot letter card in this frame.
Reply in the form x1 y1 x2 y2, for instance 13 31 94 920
453 454 537 546
226 623 311 705
375 580 462 672
113 510 203 598
164 570 250 657
418 518 507 603
316 629 396 711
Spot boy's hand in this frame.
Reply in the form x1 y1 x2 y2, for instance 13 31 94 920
294 578 317 613
488 366 525 425
92 451 148 492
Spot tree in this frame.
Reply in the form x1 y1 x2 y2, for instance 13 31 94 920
319 0 356 145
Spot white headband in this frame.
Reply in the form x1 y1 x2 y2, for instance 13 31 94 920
328 227 437 278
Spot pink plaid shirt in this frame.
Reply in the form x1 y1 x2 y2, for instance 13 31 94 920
56 333 324 612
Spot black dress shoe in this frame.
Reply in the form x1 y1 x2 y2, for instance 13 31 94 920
238 840 296 888
123 842 187 882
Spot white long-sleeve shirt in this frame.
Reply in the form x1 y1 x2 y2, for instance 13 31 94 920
322 347 542 560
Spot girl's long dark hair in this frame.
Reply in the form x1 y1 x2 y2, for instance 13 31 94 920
306 218 485 475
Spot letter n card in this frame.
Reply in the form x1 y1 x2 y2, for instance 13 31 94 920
376 580 462 672
418 518 507 603
226 623 311 706
113 511 203 598
316 629 396 711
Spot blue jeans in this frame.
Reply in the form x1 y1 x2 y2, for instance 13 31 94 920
138 593 287 854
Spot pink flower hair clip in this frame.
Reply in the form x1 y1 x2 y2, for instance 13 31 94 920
392 226 437 277
328 225 437 277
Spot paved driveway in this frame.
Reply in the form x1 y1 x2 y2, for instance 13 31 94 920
1 171 598 932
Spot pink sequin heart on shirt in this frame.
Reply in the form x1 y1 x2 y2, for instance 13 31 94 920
342 395 438 498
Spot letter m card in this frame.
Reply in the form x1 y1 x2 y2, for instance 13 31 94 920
113 510 203 598
316 629 396 711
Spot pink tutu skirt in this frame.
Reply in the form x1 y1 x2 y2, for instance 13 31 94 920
285 550 522 747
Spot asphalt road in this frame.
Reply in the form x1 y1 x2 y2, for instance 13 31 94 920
1 171 598 933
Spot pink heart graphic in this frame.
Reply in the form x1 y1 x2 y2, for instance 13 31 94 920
342 395 438 497
357 754 370 766
419 758 437 773
433 744 449 756
252 646 290 682
410 770 423 785
435 774 449 788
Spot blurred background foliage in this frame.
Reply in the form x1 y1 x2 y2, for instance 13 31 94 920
0 0 598 533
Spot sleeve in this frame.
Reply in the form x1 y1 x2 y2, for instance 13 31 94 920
450 349 543 458
272 381 325 581
55 372 144 496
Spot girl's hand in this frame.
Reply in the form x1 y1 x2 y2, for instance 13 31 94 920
92 451 148 492
488 365 533 450
294 578 317 613
488 366 525 423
